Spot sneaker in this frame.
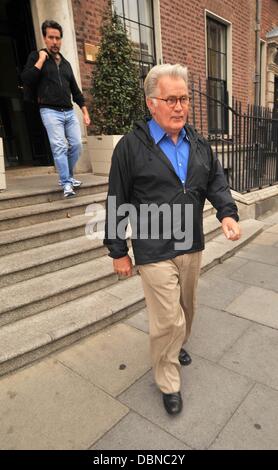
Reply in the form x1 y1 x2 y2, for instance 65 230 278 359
59 178 82 188
63 184 76 198
71 178 82 188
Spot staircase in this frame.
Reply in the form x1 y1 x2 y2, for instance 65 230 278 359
0 173 264 376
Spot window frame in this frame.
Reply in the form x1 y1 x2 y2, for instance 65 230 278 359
205 11 232 135
113 0 157 84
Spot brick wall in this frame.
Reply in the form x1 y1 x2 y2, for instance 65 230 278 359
261 0 278 38
160 0 258 109
71 0 109 133
71 0 278 121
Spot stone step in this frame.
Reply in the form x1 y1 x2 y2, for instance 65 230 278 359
0 213 89 256
0 211 218 287
0 208 105 256
0 218 264 377
0 175 108 210
0 203 213 256
203 201 215 218
0 235 108 288
0 256 118 327
0 192 107 231
203 213 222 241
201 218 265 273
0 276 145 377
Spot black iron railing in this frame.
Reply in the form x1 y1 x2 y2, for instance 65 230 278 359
189 78 278 193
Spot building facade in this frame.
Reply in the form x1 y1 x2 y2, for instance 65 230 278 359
0 0 278 189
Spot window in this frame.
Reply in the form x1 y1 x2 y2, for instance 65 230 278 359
114 0 156 86
207 17 228 133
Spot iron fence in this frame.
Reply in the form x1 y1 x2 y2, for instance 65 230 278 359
189 78 278 193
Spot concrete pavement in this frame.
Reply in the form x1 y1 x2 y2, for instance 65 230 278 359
0 210 278 450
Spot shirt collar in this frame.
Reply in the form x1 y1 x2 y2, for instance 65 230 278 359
148 118 188 144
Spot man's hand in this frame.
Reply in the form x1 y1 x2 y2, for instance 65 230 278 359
113 255 133 277
221 217 241 241
35 50 49 69
83 114 91 126
39 50 49 62
81 106 91 126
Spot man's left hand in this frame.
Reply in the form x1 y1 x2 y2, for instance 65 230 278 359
83 114 91 126
221 217 241 241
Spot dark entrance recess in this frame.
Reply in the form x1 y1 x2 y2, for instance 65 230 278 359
274 76 278 117
273 76 278 146
0 0 52 167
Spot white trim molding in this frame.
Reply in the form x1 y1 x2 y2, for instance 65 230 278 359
153 0 163 64
260 39 266 107
0 139 7 190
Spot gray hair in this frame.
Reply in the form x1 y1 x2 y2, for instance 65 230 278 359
144 64 188 98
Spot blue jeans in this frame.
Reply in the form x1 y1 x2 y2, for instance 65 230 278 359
40 108 82 186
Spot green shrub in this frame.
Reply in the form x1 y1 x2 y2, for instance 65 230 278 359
91 8 145 135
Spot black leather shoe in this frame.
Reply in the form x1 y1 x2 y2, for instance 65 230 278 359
162 392 183 415
179 348 192 366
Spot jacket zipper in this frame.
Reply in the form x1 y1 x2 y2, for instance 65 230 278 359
146 136 192 196
56 63 63 89
183 141 195 194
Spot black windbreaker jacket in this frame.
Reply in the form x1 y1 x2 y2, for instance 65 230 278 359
21 49 85 109
104 119 239 265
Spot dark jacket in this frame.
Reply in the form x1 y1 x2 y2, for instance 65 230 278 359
21 49 85 109
104 119 239 265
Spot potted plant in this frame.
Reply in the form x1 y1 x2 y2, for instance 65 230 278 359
89 5 144 175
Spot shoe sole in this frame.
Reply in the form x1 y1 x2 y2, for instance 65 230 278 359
59 182 82 188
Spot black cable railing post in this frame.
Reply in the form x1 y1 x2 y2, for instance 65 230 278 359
227 107 231 187
267 108 272 185
250 104 255 189
238 101 242 192
255 104 260 188
245 104 250 191
261 106 266 187
235 99 239 191
258 105 263 189
221 92 225 181
243 107 247 193
268 107 272 185
231 96 235 190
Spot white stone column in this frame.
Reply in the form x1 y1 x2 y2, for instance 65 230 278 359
0 139 7 190
30 0 91 172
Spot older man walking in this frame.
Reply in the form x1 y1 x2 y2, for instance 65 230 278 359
104 64 240 415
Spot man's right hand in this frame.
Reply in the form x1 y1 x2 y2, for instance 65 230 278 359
113 255 133 277
39 50 49 62
35 50 49 69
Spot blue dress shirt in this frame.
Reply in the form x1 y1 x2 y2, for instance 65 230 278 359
148 119 190 185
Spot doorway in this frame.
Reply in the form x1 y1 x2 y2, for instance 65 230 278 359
0 0 52 167
273 75 278 146
274 76 278 116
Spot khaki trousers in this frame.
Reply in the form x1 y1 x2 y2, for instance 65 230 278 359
138 252 202 394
